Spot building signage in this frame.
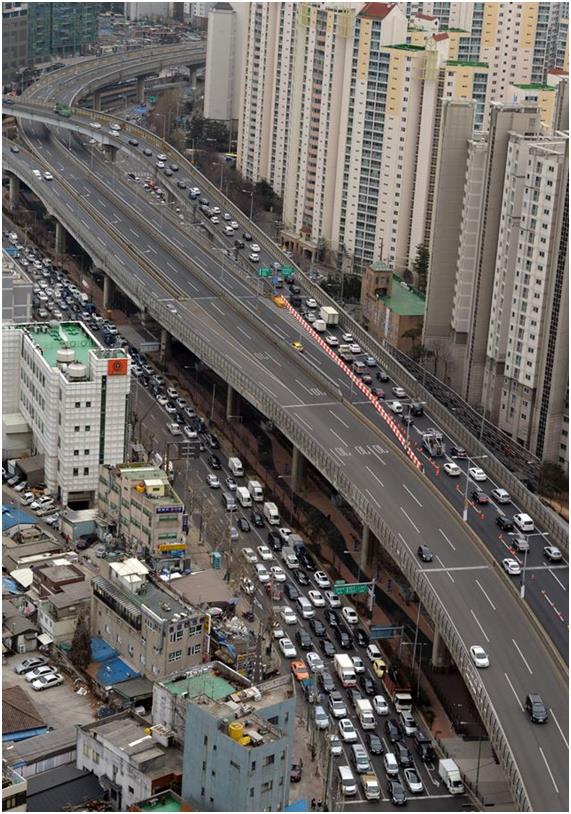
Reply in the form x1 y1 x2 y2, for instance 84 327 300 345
158 543 186 552
155 505 184 514
107 358 128 376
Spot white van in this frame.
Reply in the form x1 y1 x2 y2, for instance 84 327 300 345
313 319 326 333
296 595 315 619
247 480 264 502
222 491 237 511
228 457 244 477
263 501 280 525
383 753 399 777
236 486 251 508
513 513 534 533
337 765 357 797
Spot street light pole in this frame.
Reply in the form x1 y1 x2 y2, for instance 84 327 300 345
462 454 488 523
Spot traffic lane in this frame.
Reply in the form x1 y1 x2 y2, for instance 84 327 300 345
342 794 473 811
425 569 568 812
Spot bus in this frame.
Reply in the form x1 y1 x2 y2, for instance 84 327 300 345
54 101 71 118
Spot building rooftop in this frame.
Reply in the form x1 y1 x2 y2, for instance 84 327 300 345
116 463 169 481
3 686 47 737
3 725 77 767
387 43 425 51
379 275 425 316
359 2 396 19
447 59 489 69
18 322 98 367
512 83 555 91
93 572 201 625
130 790 186 812
47 581 91 608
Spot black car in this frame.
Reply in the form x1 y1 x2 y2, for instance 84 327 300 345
143 147 152 156
324 609 340 628
243 232 253 241
450 445 467 459
367 732 384 755
387 779 407 806
525 693 548 723
354 628 369 648
377 369 390 382
334 624 352 649
290 763 302 783
401 414 414 427
206 433 220 449
416 742 436 763
234 240 245 249
471 488 489 505
177 180 187 189
284 582 300 601
496 515 514 532
310 618 326 638
319 670 335 693
417 545 433 562
293 569 310 587
250 511 264 528
268 531 283 551
207 455 221 470
319 638 336 659
359 674 376 696
347 688 363 709
299 550 316 571
295 630 312 651
237 517 250 533
395 742 413 768
128 138 139 146
385 718 402 743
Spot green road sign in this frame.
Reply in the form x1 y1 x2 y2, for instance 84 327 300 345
148 95 157 103
333 582 370 596
257 267 272 277
334 579 347 586
282 266 295 278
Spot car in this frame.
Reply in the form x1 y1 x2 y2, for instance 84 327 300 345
388 400 403 414
128 137 139 146
325 334 339 347
291 659 310 681
319 670 336 694
250 511 264 527
313 571 331 589
307 589 325 607
293 569 310 587
544 546 563 562
400 712 417 736
417 545 433 562
230 221 239 230
45 513 60 527
237 517 251 533
401 413 414 427
289 340 304 354
403 768 423 794
324 608 340 628
513 512 535 533
251 243 260 253
249 252 260 262
280 605 298 625
349 343 362 354
177 180 187 189
496 515 514 532
164 403 177 415
31 672 64 691
324 590 342 608
373 694 389 715
385 718 402 743
469 645 490 668
25 665 56 683
257 545 273 561
328 691 348 719
156 161 166 169
14 656 49 675
279 637 297 658
307 652 325 673
443 462 461 476
314 704 330 730
490 487 511 504
392 386 406 398
206 474 220 489
319 638 336 659
502 558 522 576
168 422 183 436
241 547 258 564
278 527 293 543
471 488 489 505
395 742 413 768
14 481 28 493
366 644 382 661
342 606 359 626
270 565 286 582
207 454 222 470
299 550 316 572
347 689 363 710
524 693 548 723
468 466 487 482
339 718 358 743
351 655 365 674
272 624 286 640
363 355 376 367
296 629 312 651
387 778 407 805
240 577 255 595
243 231 253 241
290 761 303 783
19 491 35 505
309 618 326 638
329 734 343 756
255 563 270 583
361 673 378 696
341 332 354 342
285 582 300 601
305 298 318 309
44 172 53 181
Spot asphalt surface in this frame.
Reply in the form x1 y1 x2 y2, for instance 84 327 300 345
3 80 568 810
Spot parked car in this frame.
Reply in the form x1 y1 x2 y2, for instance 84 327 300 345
14 656 48 675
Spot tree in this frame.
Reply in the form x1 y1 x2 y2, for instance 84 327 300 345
411 244 430 294
70 612 91 671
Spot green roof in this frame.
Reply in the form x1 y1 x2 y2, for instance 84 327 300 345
162 670 235 701
513 83 554 91
379 275 425 316
137 793 184 812
387 43 425 52
447 60 489 69
440 28 470 33
21 322 97 367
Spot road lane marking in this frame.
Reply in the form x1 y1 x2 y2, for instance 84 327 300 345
329 410 350 429
260 383 277 399
436 554 455 583
423 565 489 573
539 747 559 793
211 303 225 316
548 569 567 590
366 466 384 489
368 445 387 466
512 639 533 675
167 261 177 271
293 414 313 432
365 488 381 508
129 228 139 238
504 673 523 709
439 528 456 551
550 712 569 750
402 484 422 507
236 326 252 339
475 579 497 611
398 533 415 558
329 427 348 447
400 507 420 534
329 447 347 467
470 609 489 642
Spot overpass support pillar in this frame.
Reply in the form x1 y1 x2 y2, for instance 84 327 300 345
8 174 20 210
102 144 117 163
189 66 198 90
93 90 101 111
55 221 67 258
226 385 238 420
136 76 145 105
159 327 171 367
431 628 451 670
361 525 371 567
103 274 115 311
291 446 305 493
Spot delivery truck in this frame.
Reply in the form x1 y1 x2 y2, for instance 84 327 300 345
334 654 357 688
355 699 376 730
438 759 464 795
320 306 339 326
263 501 280 525
383 668 413 713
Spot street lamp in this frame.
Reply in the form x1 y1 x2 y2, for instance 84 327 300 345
462 454 488 523
241 188 254 221
212 160 224 191
509 530 549 599
405 402 426 448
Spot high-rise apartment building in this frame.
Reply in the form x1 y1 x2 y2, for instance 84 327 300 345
27 2 99 63
2 2 28 87
204 2 249 123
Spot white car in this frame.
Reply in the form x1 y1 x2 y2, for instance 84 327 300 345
206 474 220 489
223 212 231 220
325 335 339 347
257 545 273 561
166 387 178 399
313 571 331 589
544 546 562 562
156 394 168 406
490 487 511 504
278 527 293 543
329 734 343 756
307 590 325 607
307 652 324 673
25 665 56 683
110 123 121 132
230 221 239 230
470 645 490 668
468 466 487 482
366 644 383 662
225 476 237 491
306 298 318 309
249 253 260 262
351 656 365 674
338 718 358 743
279 637 297 658
280 605 298 625
240 577 255 595
255 563 270 583
168 423 182 436
349 343 362 354
392 386 406 398
32 672 64 691
14 656 49 675
389 401 403 414
241 547 258 564
45 513 60 527
341 332 354 343
404 768 424 794
324 590 342 608
400 712 417 736
211 216 220 224
44 172 53 181
372 694 389 715
19 491 35 505
443 462 461 476
341 606 359 626
502 558 521 576
251 243 260 253
272 625 286 639
14 481 28 493
270 565 287 582
89 121 101 129
183 425 198 440
157 153 167 161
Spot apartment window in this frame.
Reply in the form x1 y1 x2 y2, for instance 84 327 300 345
83 467 89 476
84 449 90 455
74 426 80 432
261 781 273 792
74 450 79 456
264 754 275 767
170 629 184 643
73 468 79 476
189 643 202 656
230 760 240 770
75 401 81 408
86 401 91 407
85 425 91 431
168 650 182 662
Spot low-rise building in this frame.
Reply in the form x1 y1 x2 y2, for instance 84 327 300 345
97 464 187 572
31 561 84 600
2 600 39 654
37 581 91 645
2 762 27 812
91 558 204 681
361 263 425 353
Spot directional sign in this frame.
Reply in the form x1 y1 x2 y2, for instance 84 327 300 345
370 625 402 640
257 267 272 277
282 266 295 279
333 582 370 596
334 579 347 586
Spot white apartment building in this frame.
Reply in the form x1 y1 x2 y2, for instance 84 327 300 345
2 250 32 323
204 2 249 123
2 322 130 506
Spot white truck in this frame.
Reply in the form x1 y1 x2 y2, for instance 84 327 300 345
320 306 339 326
355 698 375 730
438 759 465 795
247 479 264 502
334 654 357 688
228 457 244 477
360 772 381 801
313 319 326 332
263 501 280 525
236 486 252 508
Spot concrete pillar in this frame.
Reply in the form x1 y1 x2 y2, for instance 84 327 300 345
9 174 19 210
189 67 198 90
431 628 451 670
159 327 171 366
226 385 236 420
103 274 114 311
291 446 304 493
102 144 116 162
93 90 101 111
361 525 371 566
136 75 145 105
55 221 66 257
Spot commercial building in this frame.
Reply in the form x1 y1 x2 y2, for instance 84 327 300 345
2 251 33 323
124 2 174 22
1 763 27 812
27 2 99 63
361 263 425 352
97 463 188 573
91 558 205 680
204 2 249 124
2 2 28 88
2 322 130 507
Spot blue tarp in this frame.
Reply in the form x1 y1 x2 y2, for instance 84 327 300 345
90 637 117 663
3 576 22 594
96 657 140 686
2 505 36 532
285 801 308 812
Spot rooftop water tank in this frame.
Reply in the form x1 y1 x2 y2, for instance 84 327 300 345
228 722 244 742
67 362 87 380
56 347 75 365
